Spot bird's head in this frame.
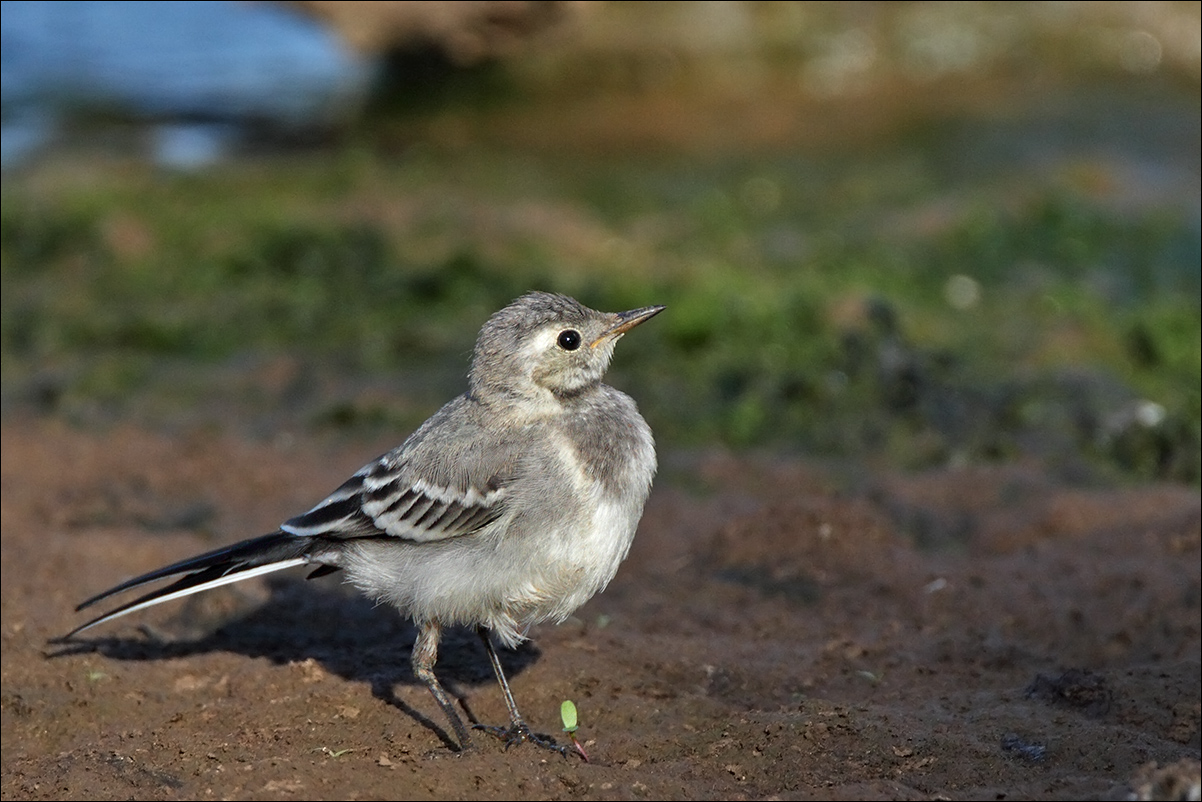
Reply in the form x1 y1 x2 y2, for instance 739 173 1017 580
469 292 663 410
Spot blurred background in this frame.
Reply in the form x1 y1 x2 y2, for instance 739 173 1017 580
2 0 1199 484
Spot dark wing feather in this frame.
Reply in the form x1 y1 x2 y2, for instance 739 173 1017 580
282 461 508 543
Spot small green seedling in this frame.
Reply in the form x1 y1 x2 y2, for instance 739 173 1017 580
560 700 589 762
319 746 354 758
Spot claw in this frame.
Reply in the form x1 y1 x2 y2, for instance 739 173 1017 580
474 721 571 757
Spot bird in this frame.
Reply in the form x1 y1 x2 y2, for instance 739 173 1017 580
60 291 664 754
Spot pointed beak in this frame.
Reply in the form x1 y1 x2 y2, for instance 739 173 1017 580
590 304 666 348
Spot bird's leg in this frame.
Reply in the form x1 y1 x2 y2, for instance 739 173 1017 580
473 626 569 756
412 620 473 752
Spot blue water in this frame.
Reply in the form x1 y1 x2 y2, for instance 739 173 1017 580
1 0 373 167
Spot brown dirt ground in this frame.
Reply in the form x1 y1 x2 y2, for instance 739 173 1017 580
2 417 1199 800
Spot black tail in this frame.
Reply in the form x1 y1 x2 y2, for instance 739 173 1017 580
59 532 317 641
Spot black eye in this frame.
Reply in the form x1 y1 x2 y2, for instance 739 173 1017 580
557 329 582 351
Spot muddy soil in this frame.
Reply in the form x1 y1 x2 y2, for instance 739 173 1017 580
2 418 1199 800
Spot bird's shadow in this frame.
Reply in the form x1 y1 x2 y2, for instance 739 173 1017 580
45 574 543 751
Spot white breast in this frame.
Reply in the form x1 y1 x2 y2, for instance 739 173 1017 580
512 427 649 624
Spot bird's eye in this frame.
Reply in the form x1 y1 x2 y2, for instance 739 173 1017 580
557 329 582 351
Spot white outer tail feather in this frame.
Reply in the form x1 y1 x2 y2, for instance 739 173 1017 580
72 558 308 636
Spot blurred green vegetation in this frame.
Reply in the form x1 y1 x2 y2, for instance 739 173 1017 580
3 134 1198 483
2 2 1199 484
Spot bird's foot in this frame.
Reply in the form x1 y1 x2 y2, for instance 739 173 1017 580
474 720 570 757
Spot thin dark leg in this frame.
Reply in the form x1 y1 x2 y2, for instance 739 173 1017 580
474 626 568 756
412 621 472 752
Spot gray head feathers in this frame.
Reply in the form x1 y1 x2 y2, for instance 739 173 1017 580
469 292 619 405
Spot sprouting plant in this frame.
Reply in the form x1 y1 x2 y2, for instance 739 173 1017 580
319 746 354 758
560 699 589 762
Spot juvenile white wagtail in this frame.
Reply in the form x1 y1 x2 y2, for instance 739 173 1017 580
62 291 664 754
